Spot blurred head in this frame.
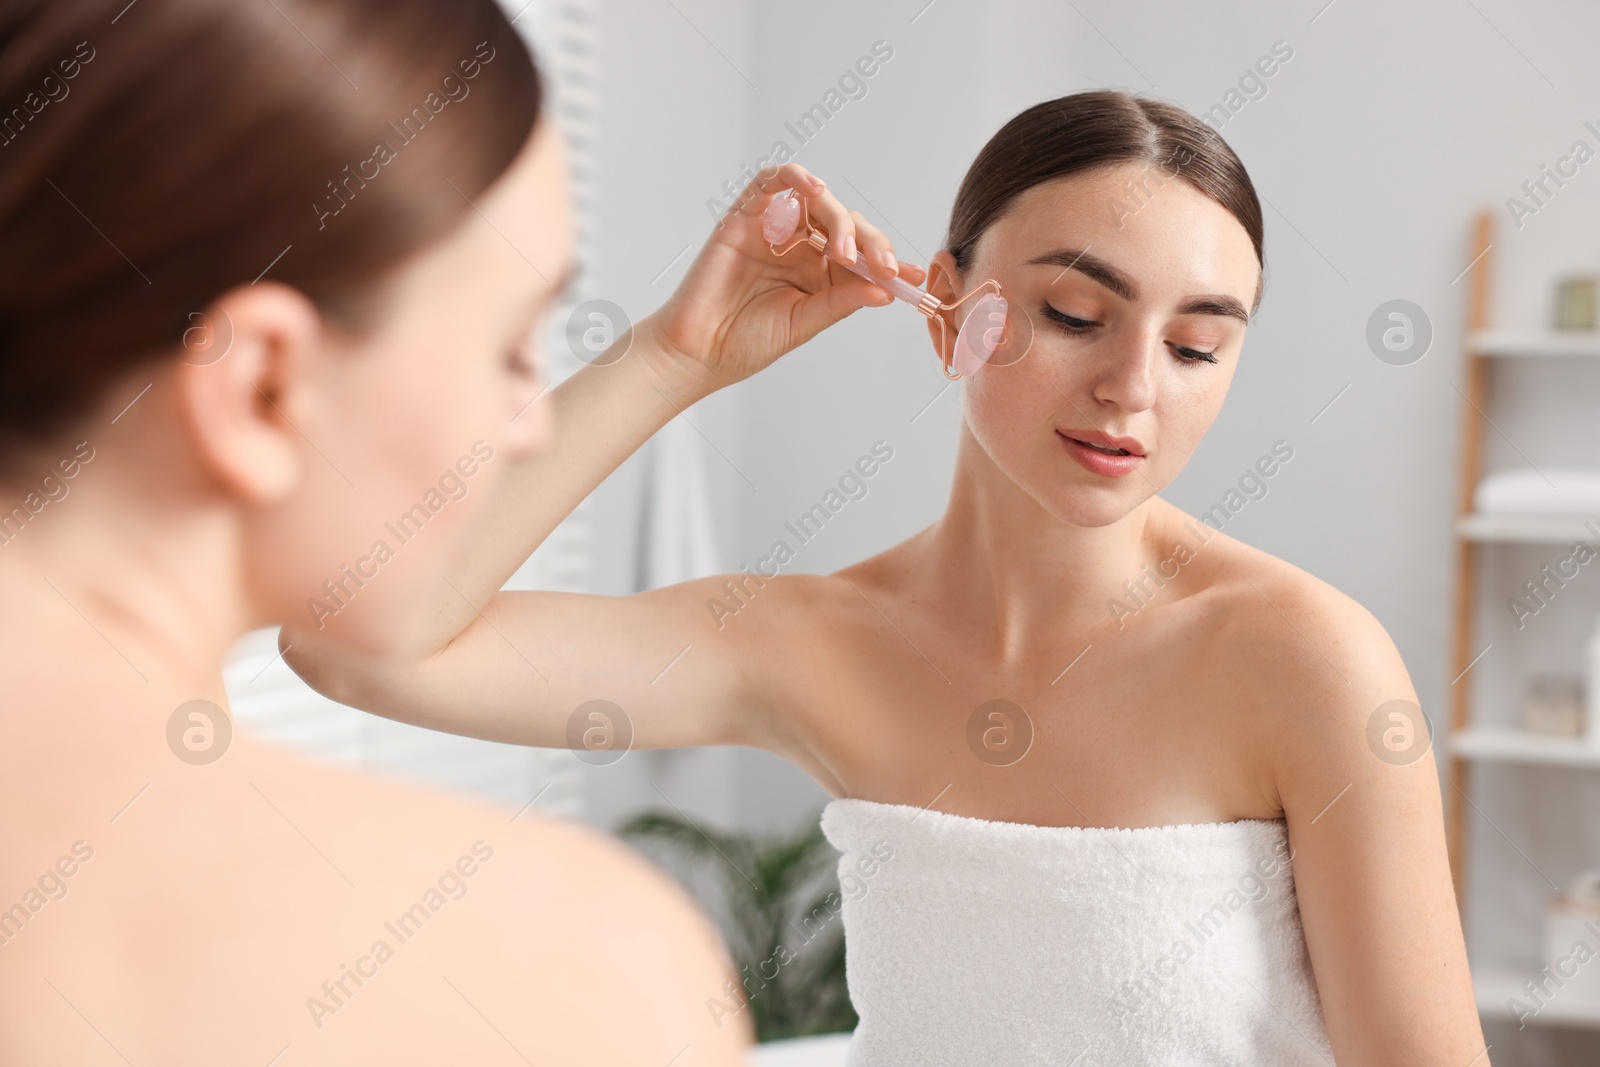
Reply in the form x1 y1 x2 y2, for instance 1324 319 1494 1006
0 0 570 653
925 91 1264 528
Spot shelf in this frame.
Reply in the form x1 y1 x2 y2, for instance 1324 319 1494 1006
1450 212 1600 1037
1456 512 1600 543
1476 963 1600 1028
1468 329 1600 358
1450 727 1600 769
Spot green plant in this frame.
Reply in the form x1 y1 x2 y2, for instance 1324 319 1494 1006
616 806 856 1042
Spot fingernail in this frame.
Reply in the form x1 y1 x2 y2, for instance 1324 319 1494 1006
881 249 898 273
843 233 856 263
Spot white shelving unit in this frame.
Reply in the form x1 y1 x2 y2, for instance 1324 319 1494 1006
1450 727 1600 771
1468 329 1600 360
1448 211 1600 1033
1476 966 1600 1028
1457 512 1600 545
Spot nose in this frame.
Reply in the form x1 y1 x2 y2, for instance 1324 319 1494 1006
1089 326 1158 413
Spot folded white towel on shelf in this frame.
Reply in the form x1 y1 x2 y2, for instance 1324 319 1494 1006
1474 467 1600 515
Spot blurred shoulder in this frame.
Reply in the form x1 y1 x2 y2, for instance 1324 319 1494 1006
259 749 754 1056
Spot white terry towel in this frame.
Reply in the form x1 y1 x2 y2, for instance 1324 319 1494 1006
1474 467 1600 516
820 798 1334 1067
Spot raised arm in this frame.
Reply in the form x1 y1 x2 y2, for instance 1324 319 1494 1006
284 162 922 754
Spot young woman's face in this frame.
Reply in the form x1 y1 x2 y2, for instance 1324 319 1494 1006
253 116 572 653
934 162 1260 527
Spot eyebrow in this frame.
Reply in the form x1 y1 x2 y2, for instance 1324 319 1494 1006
1025 248 1251 325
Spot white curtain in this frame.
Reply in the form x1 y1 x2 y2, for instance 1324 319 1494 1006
633 415 724 591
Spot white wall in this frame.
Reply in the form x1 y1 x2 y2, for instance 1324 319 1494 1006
586 4 1600 1060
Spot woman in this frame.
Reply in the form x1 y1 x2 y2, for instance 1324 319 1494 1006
289 90 1492 1064
0 0 894 1061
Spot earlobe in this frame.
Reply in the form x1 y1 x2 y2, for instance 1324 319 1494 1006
172 283 321 505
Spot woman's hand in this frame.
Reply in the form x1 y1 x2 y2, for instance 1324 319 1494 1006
637 162 927 405
281 167 928 711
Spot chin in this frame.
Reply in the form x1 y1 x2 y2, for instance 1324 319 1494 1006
1043 483 1149 529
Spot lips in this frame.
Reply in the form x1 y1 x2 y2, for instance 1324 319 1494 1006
1057 431 1145 478
1057 428 1147 457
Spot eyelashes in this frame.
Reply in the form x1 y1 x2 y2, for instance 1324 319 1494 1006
1038 304 1220 365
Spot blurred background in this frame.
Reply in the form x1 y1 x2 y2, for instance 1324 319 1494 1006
223 0 1600 1061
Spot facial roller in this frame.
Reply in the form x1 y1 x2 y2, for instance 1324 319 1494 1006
761 193 1025 379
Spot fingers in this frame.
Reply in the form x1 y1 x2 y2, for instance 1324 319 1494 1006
733 163 910 284
799 182 864 268
732 161 825 221
824 252 924 304
795 255 932 344
763 170 886 275
847 211 899 281
787 271 896 348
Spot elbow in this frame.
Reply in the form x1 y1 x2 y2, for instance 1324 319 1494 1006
279 623 443 720
278 628 367 709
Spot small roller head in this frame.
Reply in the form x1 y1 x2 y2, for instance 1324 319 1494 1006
952 292 1009 377
762 194 802 245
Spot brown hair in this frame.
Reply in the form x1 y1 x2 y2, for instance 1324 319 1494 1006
946 91 1264 310
0 0 542 448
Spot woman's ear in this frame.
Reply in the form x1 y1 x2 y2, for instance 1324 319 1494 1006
171 282 325 505
924 250 963 371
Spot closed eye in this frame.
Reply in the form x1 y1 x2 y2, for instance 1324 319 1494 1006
1039 304 1219 366
1040 305 1095 334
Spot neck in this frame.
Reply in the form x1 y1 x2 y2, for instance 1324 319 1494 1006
920 420 1201 665
0 426 250 702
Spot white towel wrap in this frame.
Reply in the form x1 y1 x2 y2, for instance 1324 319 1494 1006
820 797 1334 1066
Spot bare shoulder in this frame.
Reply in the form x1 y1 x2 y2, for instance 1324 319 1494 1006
709 566 863 714
1198 531 1408 688
1181 525 1420 799
701 550 912 782
720 543 924 676
718 567 866 617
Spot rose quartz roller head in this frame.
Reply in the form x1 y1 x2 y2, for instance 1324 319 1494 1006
762 193 1023 379
950 292 1010 377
